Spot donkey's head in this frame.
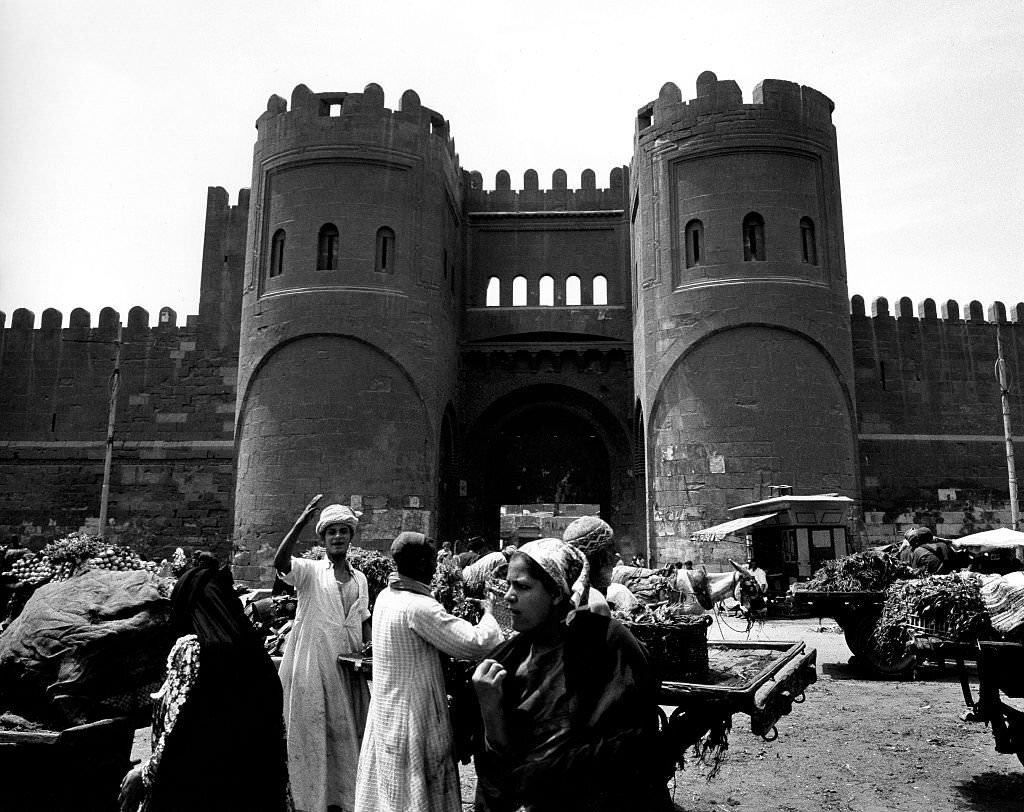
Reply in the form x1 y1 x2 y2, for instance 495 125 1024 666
729 560 768 619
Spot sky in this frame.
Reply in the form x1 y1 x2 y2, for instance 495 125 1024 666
1 0 1021 325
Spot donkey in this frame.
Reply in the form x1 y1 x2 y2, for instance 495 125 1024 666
672 560 768 619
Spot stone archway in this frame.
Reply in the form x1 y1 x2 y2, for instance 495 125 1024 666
463 385 634 548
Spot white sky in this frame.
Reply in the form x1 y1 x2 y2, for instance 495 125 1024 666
1 0 1021 325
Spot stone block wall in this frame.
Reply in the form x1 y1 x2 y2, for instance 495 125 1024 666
0 309 238 561
853 296 1024 536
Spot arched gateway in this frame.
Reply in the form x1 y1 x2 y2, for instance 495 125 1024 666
460 384 640 554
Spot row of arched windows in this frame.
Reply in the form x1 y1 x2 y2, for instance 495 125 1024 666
485 275 608 307
683 213 817 268
268 224 396 277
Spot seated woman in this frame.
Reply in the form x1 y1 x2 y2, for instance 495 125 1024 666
471 538 672 812
119 554 292 812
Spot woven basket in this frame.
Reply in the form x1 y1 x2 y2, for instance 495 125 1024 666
905 612 956 640
624 616 712 682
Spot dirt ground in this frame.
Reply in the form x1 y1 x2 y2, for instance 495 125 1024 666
130 616 1024 811
630 617 1024 812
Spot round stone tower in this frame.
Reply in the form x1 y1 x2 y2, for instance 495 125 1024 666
233 83 463 581
630 71 859 562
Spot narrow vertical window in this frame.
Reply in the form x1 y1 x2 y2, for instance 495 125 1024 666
486 276 500 306
270 229 286 277
800 217 817 265
443 250 448 279
512 275 528 306
684 219 703 268
375 227 395 273
539 276 554 306
317 224 339 270
742 212 765 261
565 275 581 306
592 275 608 305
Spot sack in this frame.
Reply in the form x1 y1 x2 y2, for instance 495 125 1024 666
0 570 174 722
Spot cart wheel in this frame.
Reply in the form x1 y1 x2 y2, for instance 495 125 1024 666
842 611 916 677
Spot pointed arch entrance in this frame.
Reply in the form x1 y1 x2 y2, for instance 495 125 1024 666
463 384 636 548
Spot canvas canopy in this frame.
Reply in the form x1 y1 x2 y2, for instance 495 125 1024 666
691 513 779 542
951 528 1024 550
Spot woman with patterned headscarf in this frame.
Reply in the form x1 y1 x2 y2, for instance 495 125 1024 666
118 554 292 811
471 538 673 812
274 495 371 812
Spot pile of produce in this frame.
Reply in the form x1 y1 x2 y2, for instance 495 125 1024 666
613 600 709 626
348 546 396 608
872 571 991 663
431 556 482 624
796 550 916 593
2 533 160 591
611 564 673 602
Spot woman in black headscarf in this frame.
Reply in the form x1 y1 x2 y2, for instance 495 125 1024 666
119 553 292 811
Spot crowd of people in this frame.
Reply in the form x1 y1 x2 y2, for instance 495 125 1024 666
119 500 671 812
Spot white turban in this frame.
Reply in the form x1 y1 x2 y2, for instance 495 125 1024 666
315 504 360 536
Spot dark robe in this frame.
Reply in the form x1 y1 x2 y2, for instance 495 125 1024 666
144 562 291 812
473 612 672 812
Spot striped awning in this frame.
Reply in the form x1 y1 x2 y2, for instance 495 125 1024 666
691 513 779 542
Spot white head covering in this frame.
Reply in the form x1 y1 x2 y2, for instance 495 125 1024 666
315 504 360 536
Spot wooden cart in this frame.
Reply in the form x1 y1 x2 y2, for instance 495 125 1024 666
0 716 135 811
792 589 916 676
659 640 817 743
340 639 817 750
974 640 1024 766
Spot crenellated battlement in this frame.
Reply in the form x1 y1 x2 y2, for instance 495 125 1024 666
0 306 191 332
464 167 627 212
635 70 835 142
851 295 1024 324
254 82 459 165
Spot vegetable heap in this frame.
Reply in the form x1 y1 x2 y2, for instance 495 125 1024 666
612 600 711 627
2 532 160 589
872 571 991 662
431 556 481 624
796 550 916 593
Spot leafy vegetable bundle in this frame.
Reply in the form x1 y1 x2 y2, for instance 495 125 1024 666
430 557 481 623
612 601 711 627
797 550 916 593
871 572 991 662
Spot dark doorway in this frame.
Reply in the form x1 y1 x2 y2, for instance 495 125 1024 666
484 407 610 519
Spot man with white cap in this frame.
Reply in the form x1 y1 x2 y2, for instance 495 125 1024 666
275 495 371 812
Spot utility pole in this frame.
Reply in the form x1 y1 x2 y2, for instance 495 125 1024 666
995 323 1020 531
98 323 123 539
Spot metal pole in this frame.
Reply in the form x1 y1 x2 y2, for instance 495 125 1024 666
98 323 122 539
995 324 1020 531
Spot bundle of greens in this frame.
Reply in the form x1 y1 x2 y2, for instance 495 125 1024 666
797 550 916 593
348 546 396 609
871 572 991 663
431 557 481 623
612 601 710 627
